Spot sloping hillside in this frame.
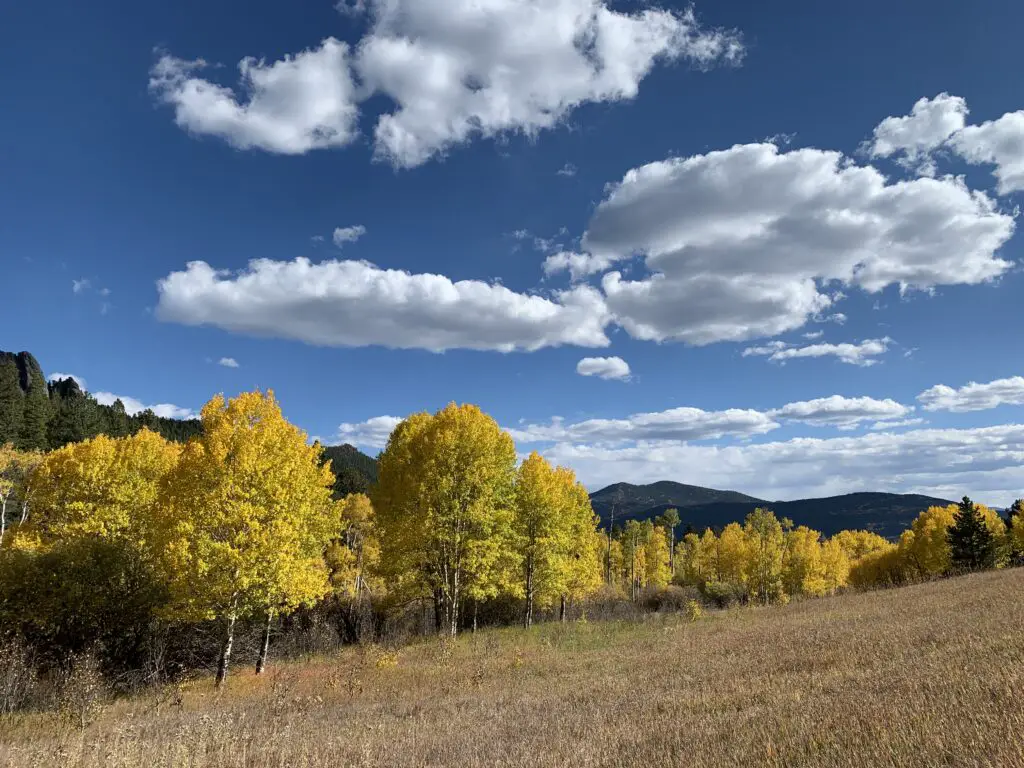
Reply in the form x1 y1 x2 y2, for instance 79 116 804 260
589 480 764 519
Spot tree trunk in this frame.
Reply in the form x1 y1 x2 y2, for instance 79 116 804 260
215 614 236 688
472 600 478 634
433 588 443 634
523 562 534 628
0 499 6 547
559 594 567 623
255 611 273 675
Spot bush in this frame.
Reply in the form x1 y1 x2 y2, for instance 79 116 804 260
641 585 703 613
0 640 38 714
701 580 748 608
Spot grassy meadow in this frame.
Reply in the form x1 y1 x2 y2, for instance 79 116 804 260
3 568 1023 768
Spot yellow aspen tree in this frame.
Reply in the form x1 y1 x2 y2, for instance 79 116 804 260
513 452 564 628
325 493 381 642
605 536 626 595
372 403 516 637
975 503 1012 566
644 524 672 589
831 529 893 561
716 522 748 587
28 430 179 547
560 495 604 620
0 445 19 547
743 509 786 604
902 505 957 577
819 538 851 593
154 391 336 685
782 526 827 597
622 520 649 600
1011 515 1024 561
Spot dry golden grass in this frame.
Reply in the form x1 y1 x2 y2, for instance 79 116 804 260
3 569 1024 767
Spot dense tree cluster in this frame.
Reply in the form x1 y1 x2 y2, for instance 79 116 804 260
1 387 1021 694
0 351 202 450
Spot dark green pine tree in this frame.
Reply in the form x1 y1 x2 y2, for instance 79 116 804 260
47 389 105 448
947 496 996 572
104 398 131 438
18 359 51 451
0 358 24 445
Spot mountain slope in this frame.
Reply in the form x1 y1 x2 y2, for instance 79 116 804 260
593 486 955 539
589 481 765 520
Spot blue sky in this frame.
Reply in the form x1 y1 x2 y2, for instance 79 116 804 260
3 0 1024 502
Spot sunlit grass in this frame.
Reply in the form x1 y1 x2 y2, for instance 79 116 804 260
3 569 1024 767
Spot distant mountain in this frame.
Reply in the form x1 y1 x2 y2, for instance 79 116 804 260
590 482 954 539
321 443 378 498
590 481 765 520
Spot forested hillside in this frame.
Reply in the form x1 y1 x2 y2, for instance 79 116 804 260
592 481 955 538
0 350 201 449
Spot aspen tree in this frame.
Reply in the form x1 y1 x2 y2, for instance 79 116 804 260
154 391 335 685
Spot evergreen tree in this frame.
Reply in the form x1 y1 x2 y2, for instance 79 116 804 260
104 399 131 438
47 391 105 448
1006 499 1023 530
0 358 24 445
948 496 996 572
18 363 51 451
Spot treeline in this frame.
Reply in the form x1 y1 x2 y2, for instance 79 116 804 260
0 351 202 450
0 395 603 691
1 389 1021 699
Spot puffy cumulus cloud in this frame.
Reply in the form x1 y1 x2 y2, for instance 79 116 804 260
155 258 611 353
577 142 1013 345
333 225 367 247
149 38 359 154
867 93 968 175
47 372 87 389
918 376 1024 413
336 415 403 449
540 424 1024 504
359 1 742 167
742 337 892 367
509 406 778 445
217 357 240 368
869 94 1024 195
769 395 912 429
950 110 1024 195
93 392 195 420
153 2 740 167
543 251 616 282
576 356 631 380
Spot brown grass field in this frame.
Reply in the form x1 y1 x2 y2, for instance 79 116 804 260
2 568 1024 767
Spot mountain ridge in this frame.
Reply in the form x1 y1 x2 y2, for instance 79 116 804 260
589 481 954 539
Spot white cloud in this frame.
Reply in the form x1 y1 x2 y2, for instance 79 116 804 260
576 356 631 380
335 0 368 16
868 93 968 175
540 423 1024 504
543 250 616 281
47 372 87 389
769 395 912 428
802 330 823 340
869 94 1024 195
337 415 403 449
950 110 1024 195
743 337 892 367
918 376 1024 412
557 163 578 177
218 357 240 368
149 38 359 154
154 2 740 166
72 279 90 294
156 257 610 352
93 392 195 420
870 418 926 431
509 406 778 445
333 225 367 247
359 1 742 167
578 142 1013 345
